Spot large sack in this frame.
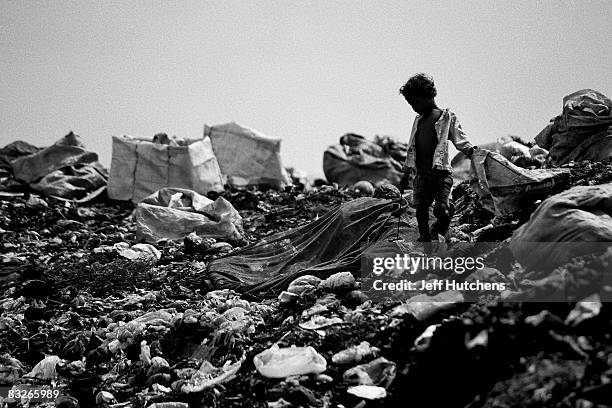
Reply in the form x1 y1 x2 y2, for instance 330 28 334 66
535 89 612 165
10 132 108 199
451 140 501 182
206 196 416 295
0 141 40 168
510 183 612 271
108 135 224 203
134 187 243 244
323 134 405 187
30 163 107 199
469 149 569 215
11 132 98 184
204 122 289 188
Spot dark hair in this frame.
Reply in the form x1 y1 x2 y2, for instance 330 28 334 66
399 73 437 99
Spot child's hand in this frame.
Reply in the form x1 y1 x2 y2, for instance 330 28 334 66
399 171 412 191
466 146 478 159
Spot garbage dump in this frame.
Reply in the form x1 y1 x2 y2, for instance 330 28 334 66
108 134 224 203
535 89 612 165
8 132 108 200
323 133 407 186
204 122 290 188
3 135 612 407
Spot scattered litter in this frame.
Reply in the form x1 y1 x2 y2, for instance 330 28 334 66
347 385 387 400
565 294 602 327
254 345 327 378
343 357 396 387
332 341 380 364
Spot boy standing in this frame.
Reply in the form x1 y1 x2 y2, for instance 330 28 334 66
398 73 476 243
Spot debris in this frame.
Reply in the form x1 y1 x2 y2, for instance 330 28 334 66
414 325 439 351
267 398 293 408
0 355 25 385
180 358 243 393
10 132 108 199
352 181 375 196
343 357 396 387
95 390 116 405
118 243 161 261
565 294 602 327
25 195 48 210
148 403 189 408
390 291 464 320
373 183 401 199
299 315 344 330
324 133 406 187
254 345 327 378
134 187 244 244
511 183 612 271
25 355 61 380
332 341 380 364
346 385 387 400
319 272 356 293
535 89 612 165
465 330 488 350
287 275 322 297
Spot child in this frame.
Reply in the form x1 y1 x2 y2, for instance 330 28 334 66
398 73 477 243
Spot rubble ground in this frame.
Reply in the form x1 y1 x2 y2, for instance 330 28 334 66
2 160 612 408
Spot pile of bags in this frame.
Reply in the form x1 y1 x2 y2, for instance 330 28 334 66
8 132 108 200
323 134 407 187
535 89 612 165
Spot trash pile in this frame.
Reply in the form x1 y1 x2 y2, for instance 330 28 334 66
323 133 407 188
2 92 612 407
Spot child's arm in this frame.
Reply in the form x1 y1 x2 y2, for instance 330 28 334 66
399 148 415 191
450 115 476 158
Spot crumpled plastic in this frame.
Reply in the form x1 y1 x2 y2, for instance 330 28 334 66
117 243 161 262
565 294 601 327
347 385 387 400
254 344 327 378
390 290 464 320
26 355 61 380
0 355 25 385
343 357 396 387
332 341 380 364
134 187 244 244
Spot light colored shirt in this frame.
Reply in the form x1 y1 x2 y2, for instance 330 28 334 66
402 108 474 173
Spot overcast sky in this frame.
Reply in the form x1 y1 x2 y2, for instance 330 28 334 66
2 1 610 177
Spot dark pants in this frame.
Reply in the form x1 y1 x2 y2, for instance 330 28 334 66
412 169 454 241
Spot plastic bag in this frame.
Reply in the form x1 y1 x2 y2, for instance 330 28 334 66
253 344 327 378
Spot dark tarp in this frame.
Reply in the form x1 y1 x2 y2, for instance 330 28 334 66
206 197 417 296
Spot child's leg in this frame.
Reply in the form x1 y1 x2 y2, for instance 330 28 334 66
412 173 435 241
431 172 454 238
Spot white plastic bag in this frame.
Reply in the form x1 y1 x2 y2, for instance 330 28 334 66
253 344 327 378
